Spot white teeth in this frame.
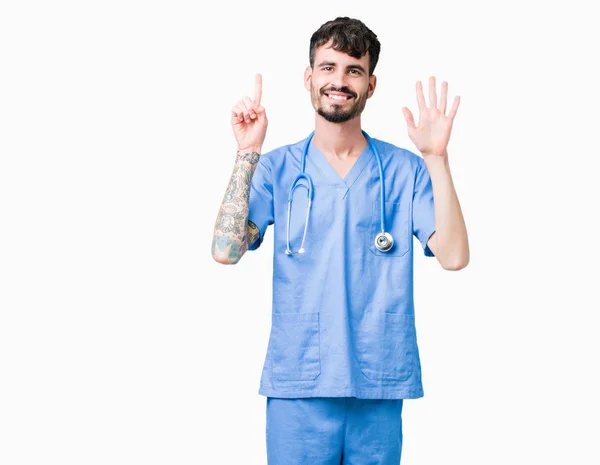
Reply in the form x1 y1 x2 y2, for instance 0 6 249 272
327 94 349 100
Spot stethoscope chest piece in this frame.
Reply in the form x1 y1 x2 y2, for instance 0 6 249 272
374 232 394 252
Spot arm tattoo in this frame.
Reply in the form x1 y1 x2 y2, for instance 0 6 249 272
247 220 260 249
212 150 262 263
236 150 260 165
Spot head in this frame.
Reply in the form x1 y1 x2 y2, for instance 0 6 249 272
304 17 381 124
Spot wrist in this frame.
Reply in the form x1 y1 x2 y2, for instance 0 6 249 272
423 152 449 167
237 145 262 154
423 153 451 179
236 147 261 166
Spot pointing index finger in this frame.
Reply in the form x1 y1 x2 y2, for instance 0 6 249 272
254 73 262 106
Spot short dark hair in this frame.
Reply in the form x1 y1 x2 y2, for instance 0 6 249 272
309 17 381 76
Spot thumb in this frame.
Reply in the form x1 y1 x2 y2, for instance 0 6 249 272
255 105 267 121
402 107 415 130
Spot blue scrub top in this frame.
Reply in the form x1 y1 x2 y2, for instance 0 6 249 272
247 133 436 399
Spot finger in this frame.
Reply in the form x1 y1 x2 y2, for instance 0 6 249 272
416 81 427 113
242 96 257 120
439 81 448 114
429 75 437 109
237 100 251 123
448 95 460 120
239 99 256 123
254 73 262 106
232 105 244 122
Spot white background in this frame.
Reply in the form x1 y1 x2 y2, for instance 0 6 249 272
1 1 599 464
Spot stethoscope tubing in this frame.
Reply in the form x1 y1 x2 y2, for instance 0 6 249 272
286 130 390 254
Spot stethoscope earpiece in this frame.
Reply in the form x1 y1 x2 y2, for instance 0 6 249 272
286 130 393 255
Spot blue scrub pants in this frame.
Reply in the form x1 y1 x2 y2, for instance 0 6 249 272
266 397 404 465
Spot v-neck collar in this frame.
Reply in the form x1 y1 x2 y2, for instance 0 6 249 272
307 138 373 194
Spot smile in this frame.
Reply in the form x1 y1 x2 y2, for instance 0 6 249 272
324 92 353 102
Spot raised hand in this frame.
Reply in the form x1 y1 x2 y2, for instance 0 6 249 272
402 76 460 157
231 73 268 151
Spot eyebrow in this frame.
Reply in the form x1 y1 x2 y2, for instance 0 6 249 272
316 60 366 73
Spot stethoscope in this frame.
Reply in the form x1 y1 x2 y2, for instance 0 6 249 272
285 129 394 255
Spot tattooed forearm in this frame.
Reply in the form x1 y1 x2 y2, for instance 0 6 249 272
212 149 262 264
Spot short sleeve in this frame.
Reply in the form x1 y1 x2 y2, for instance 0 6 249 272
412 157 436 257
247 156 274 250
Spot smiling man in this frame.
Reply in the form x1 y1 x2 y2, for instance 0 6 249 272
212 16 469 465
311 57 369 124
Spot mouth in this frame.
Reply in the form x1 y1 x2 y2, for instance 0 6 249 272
323 92 353 102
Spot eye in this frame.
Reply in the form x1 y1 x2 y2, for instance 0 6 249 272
321 66 360 75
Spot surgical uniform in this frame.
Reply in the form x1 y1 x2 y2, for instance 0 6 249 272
247 133 436 464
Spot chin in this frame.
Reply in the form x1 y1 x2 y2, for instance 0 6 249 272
316 109 357 124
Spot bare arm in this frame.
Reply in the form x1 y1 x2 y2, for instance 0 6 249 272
402 76 468 270
423 154 469 270
211 73 267 264
212 147 262 264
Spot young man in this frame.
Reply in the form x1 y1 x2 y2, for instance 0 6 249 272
212 16 469 465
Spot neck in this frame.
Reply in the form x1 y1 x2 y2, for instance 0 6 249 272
311 114 367 160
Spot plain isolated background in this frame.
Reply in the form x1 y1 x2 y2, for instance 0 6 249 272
1 1 599 464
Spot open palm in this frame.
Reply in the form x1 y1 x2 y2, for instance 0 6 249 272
402 76 460 157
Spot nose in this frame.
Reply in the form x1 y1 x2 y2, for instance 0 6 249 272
328 69 350 91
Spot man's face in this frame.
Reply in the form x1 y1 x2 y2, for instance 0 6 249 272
305 40 376 123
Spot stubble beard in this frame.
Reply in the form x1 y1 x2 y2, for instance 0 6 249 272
313 86 367 124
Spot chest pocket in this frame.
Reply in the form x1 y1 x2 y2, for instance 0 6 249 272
368 200 410 257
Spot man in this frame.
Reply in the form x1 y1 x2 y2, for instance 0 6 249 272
212 16 469 465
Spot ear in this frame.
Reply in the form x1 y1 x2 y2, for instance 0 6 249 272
304 66 312 92
367 74 377 99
